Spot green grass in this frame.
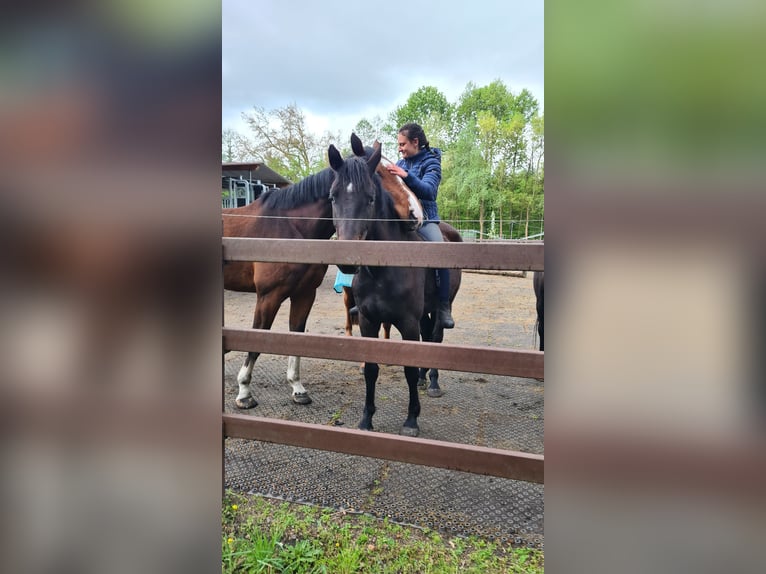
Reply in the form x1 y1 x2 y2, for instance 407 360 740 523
222 491 543 573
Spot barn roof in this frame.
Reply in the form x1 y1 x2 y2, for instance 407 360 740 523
222 162 292 188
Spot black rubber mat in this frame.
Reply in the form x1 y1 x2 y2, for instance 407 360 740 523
224 352 544 547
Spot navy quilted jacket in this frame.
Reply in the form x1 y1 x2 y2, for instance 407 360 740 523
397 147 442 222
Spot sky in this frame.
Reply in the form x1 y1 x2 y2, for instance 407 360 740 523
222 0 543 139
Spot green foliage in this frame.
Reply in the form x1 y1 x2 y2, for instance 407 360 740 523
390 86 452 131
222 492 544 573
232 80 543 236
439 124 491 224
455 79 535 131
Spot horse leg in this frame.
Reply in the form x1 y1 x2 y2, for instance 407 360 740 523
533 271 544 352
342 287 355 337
286 291 318 404
235 295 282 409
357 317 383 430
428 319 446 397
399 319 423 436
401 365 421 436
427 368 441 397
417 314 433 388
359 361 379 431
343 287 367 371
418 313 445 398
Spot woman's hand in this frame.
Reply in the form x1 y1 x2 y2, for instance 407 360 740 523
386 164 407 178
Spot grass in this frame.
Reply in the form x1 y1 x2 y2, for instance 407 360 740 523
222 491 543 573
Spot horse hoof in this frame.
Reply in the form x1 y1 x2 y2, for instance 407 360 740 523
400 426 419 437
358 422 373 431
292 392 312 405
417 379 427 390
235 396 258 409
427 388 444 398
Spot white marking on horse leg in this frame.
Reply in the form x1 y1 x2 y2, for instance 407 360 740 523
286 355 307 395
236 361 254 400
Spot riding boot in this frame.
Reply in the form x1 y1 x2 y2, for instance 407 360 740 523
437 300 455 329
435 268 455 328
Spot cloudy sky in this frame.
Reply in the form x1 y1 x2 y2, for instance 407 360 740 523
223 0 543 138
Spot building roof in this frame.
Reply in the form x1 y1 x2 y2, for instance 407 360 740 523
222 162 292 188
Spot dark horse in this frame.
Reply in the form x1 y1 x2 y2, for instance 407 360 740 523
223 136 377 408
327 141 462 437
533 271 544 352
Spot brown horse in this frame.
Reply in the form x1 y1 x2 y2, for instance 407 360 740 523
223 135 381 408
223 133 422 409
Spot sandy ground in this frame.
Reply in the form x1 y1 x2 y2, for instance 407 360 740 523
224 266 539 349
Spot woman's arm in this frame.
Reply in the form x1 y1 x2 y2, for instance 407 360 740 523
400 156 441 201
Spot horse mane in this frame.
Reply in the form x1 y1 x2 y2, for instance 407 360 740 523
258 168 335 211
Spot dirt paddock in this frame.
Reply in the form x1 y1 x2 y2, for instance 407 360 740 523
224 266 544 547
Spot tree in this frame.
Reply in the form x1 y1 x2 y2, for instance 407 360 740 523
351 115 397 158
440 125 492 236
455 80 513 131
352 118 376 146
222 128 251 162
455 80 538 134
515 88 540 123
454 83 536 235
240 103 328 181
523 113 544 237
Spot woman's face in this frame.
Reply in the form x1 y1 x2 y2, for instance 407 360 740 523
397 133 419 159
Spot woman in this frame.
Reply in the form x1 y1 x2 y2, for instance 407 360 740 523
386 122 455 329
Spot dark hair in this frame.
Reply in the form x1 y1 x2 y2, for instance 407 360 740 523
398 122 430 151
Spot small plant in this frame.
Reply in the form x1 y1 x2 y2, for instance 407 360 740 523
329 545 364 574
280 539 325 574
328 410 343 425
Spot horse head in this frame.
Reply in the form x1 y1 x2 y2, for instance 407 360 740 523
328 134 382 273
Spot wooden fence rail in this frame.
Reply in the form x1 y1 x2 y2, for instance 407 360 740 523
223 238 544 271
223 238 544 483
223 329 543 379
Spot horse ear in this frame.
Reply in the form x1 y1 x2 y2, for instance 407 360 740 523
328 145 344 171
350 133 365 157
367 141 382 173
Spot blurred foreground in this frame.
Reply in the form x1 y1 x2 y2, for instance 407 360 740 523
1 3 222 573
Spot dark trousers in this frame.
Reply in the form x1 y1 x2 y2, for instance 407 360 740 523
417 222 450 302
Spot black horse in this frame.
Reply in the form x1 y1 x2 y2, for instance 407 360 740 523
327 140 462 437
533 271 544 352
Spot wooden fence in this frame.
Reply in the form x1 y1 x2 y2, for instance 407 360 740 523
222 238 544 484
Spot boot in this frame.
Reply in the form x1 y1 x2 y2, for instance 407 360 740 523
437 300 455 329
